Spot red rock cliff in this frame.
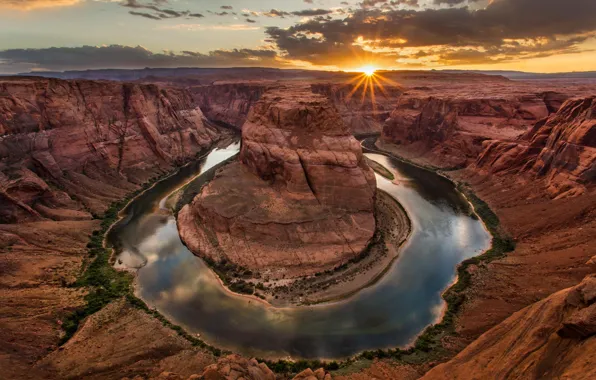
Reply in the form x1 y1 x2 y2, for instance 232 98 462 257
0 77 217 222
380 95 556 168
475 96 596 198
191 83 269 129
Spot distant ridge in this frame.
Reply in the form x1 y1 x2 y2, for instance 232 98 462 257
6 66 596 81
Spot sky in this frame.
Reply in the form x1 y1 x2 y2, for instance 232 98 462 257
0 0 595 74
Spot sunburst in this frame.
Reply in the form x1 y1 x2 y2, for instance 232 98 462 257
346 65 399 112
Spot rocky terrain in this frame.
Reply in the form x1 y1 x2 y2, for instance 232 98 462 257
423 275 596 379
379 93 566 168
191 82 270 129
0 77 218 221
475 96 596 198
0 77 221 378
178 85 378 282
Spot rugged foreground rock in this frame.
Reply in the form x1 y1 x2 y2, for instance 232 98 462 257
475 96 596 198
423 275 596 379
178 86 377 279
0 77 217 221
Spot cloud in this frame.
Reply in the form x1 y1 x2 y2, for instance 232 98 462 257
159 24 260 31
0 0 80 10
0 45 285 73
266 0 596 67
121 0 204 20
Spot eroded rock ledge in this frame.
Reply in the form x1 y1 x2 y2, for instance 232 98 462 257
178 86 377 282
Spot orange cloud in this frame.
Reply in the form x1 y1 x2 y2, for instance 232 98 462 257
0 0 81 11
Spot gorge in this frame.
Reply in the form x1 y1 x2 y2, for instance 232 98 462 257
0 71 594 380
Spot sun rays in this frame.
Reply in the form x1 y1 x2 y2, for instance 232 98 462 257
345 66 399 112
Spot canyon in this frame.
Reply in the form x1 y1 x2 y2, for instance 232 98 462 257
0 71 594 379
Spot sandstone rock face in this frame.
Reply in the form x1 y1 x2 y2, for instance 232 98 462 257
475 96 596 198
192 83 269 129
178 86 376 278
0 77 217 221
423 275 596 380
381 95 554 168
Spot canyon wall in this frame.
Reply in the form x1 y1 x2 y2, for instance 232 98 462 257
178 86 377 278
191 83 269 129
475 96 596 198
0 77 218 222
380 94 559 168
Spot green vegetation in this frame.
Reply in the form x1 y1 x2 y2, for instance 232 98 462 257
58 170 227 358
365 156 395 180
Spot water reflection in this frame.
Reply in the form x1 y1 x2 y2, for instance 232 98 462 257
109 143 491 359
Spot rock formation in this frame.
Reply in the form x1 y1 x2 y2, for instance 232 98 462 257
423 275 596 379
178 86 376 279
380 95 556 168
0 77 217 221
192 83 269 129
475 96 596 198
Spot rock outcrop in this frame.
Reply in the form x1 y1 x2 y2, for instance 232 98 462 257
475 96 596 198
0 77 217 221
380 95 555 168
423 275 596 380
192 83 269 129
178 86 376 279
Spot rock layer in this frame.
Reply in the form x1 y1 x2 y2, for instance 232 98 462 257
0 77 217 221
381 94 559 168
475 96 596 198
192 83 269 129
178 86 376 278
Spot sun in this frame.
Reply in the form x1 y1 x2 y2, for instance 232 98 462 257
359 65 377 77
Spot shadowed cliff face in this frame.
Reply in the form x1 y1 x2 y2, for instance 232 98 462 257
476 96 596 198
0 78 217 222
191 83 269 129
178 86 377 278
380 94 559 168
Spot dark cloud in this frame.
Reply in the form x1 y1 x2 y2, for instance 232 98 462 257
0 45 285 73
266 0 596 66
246 18 257 23
291 9 333 16
220 5 233 9
121 0 203 20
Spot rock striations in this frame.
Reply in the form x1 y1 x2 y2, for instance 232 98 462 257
380 95 554 168
475 96 596 198
178 86 377 279
0 77 217 222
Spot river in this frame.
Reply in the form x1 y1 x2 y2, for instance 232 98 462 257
108 139 491 359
